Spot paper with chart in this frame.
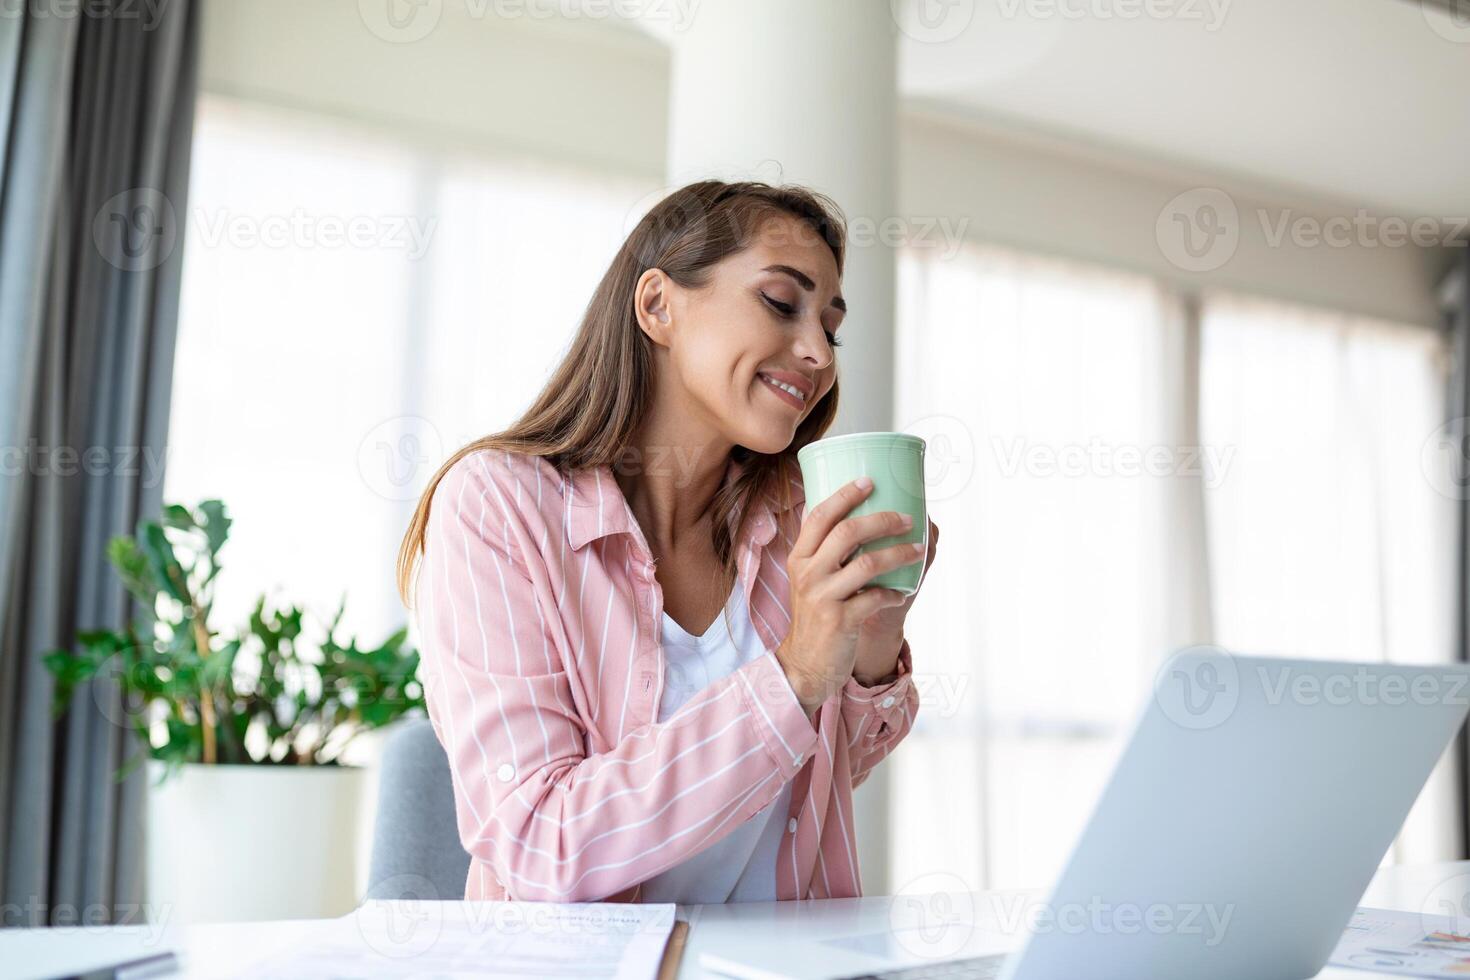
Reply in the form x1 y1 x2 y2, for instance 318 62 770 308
1331 907 1470 977
232 899 679 980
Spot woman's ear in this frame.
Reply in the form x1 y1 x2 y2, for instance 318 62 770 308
634 268 674 347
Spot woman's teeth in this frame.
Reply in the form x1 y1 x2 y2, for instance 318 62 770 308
759 374 805 402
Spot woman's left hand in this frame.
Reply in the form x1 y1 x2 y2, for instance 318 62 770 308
852 517 939 684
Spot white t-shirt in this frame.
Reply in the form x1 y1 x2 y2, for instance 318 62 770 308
638 580 796 904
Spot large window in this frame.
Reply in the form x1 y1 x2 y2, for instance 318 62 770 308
892 244 1455 892
1200 291 1457 864
892 243 1204 892
166 96 654 643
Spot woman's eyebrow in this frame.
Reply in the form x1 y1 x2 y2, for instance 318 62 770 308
762 264 847 313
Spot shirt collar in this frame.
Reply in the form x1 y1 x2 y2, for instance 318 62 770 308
565 454 805 553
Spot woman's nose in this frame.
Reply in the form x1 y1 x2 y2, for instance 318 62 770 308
795 320 833 369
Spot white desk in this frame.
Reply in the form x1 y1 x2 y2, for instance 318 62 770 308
7 861 1470 979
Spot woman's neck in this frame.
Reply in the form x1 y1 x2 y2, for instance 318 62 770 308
614 430 732 554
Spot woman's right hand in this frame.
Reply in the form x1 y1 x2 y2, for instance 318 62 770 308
775 477 925 717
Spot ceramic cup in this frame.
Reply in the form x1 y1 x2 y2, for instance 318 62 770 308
797 431 928 596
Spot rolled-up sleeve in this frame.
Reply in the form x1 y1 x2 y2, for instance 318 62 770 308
415 453 819 902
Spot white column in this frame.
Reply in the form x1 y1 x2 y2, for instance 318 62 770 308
666 0 900 896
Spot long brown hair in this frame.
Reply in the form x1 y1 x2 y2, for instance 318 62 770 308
396 179 847 625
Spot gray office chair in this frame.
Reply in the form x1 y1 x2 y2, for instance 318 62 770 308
363 716 473 902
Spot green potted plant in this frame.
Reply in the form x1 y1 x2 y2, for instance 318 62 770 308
42 499 426 924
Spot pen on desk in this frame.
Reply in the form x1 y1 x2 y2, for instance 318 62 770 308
53 950 180 980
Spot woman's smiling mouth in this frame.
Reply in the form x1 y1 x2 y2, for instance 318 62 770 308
758 372 807 409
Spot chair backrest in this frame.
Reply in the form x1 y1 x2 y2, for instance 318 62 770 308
363 716 472 902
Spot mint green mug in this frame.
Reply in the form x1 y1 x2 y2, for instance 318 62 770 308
797 432 928 596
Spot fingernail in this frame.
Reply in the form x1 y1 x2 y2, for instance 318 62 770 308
911 542 926 554
855 476 873 490
899 513 913 528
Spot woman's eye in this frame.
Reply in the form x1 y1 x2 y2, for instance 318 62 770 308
763 291 842 348
761 292 796 317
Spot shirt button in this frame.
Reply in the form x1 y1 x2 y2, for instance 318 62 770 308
787 818 798 834
881 695 896 709
496 763 515 782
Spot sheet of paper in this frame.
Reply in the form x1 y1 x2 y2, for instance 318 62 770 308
1331 907 1470 977
233 899 678 980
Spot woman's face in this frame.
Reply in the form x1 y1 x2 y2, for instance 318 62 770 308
639 213 844 457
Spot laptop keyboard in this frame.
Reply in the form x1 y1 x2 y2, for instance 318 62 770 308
836 953 1007 980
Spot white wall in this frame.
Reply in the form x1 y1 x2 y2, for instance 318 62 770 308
899 102 1450 329
200 0 669 177
200 0 1449 329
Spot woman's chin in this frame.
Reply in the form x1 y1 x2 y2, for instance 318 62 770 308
740 425 797 456
735 394 803 454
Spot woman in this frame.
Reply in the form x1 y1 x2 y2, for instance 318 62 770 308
397 179 940 905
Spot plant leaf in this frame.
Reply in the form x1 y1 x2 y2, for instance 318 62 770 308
106 537 158 609
141 523 187 604
198 500 231 560
161 504 195 530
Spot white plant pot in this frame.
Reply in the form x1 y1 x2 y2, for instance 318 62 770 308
145 759 367 925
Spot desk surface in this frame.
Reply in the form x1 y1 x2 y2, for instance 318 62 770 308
7 861 1470 979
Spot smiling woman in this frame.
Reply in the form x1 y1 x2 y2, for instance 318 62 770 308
397 180 933 904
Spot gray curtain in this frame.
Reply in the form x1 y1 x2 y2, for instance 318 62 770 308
0 0 199 927
1451 247 1470 859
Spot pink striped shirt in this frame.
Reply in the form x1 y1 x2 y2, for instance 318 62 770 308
414 447 918 904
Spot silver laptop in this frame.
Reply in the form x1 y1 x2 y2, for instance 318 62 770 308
699 650 1470 980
